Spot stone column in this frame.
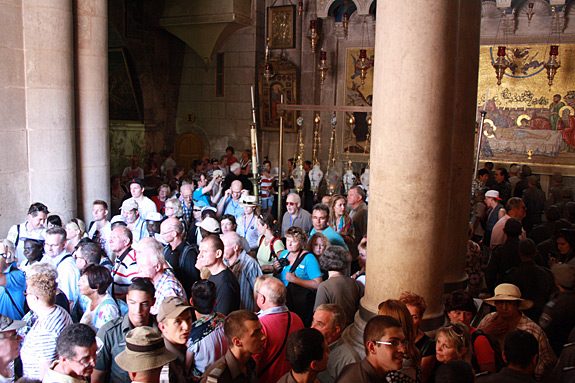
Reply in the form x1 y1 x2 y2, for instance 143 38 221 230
24 0 77 221
443 0 482 290
75 0 110 220
0 1 29 235
343 0 482 353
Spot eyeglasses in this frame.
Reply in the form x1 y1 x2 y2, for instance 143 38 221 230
444 323 465 343
374 339 408 348
44 243 63 248
286 202 296 206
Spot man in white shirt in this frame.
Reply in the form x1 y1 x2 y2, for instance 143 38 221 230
42 227 80 307
127 178 157 220
7 202 48 266
87 200 112 257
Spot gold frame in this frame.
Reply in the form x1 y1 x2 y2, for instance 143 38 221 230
268 5 296 49
258 58 298 133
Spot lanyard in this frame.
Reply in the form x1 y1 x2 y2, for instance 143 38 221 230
244 214 255 234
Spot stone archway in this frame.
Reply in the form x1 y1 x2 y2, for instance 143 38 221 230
175 131 205 171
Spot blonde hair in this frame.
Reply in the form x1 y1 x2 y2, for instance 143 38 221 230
66 218 87 239
27 271 58 305
437 322 471 361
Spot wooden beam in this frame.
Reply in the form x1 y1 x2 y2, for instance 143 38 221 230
276 104 372 112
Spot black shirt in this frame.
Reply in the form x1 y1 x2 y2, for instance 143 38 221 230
209 267 240 315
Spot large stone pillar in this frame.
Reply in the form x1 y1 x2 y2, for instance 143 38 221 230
75 0 110 220
344 1 483 354
0 0 29 235
24 0 77 220
443 0 482 290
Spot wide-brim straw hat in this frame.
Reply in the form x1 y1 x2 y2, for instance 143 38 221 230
114 326 176 373
483 283 533 310
238 195 260 207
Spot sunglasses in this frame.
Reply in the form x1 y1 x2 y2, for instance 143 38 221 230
444 323 465 343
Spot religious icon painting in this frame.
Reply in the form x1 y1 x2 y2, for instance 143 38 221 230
258 58 298 133
268 5 296 49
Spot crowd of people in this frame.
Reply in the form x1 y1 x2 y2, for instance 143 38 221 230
0 151 574 382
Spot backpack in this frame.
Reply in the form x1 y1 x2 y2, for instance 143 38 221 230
258 236 281 262
471 329 506 373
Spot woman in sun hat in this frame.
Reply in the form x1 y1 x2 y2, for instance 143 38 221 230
236 195 260 252
478 283 555 380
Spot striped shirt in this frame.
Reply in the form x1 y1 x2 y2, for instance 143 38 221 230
21 306 72 379
151 269 186 315
112 248 138 299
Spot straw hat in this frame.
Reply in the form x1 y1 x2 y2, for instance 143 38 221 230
483 283 533 310
238 195 260 207
195 217 221 234
114 326 176 373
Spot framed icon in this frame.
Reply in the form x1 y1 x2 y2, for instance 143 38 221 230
268 5 296 49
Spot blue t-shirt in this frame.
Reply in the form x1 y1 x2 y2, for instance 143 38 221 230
193 188 211 206
278 250 322 286
309 226 349 250
0 264 26 319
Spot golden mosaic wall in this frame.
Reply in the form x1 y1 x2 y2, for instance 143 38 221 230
477 44 575 165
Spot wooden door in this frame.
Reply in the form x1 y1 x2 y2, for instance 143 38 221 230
175 132 204 171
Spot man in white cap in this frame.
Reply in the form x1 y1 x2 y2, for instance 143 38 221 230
481 190 505 260
115 326 176 383
122 198 149 243
0 314 25 381
478 283 556 380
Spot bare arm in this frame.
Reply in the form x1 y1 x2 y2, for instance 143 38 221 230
91 369 107 383
0 273 6 287
217 190 231 217
210 177 224 204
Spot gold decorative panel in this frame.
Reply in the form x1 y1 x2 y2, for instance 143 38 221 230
477 44 575 165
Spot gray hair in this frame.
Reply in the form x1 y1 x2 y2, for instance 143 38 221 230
316 303 347 330
134 237 165 265
319 246 351 272
221 231 243 249
286 193 301 204
257 275 286 305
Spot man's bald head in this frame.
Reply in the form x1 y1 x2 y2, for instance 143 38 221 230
259 276 286 306
161 217 184 236
230 180 243 201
